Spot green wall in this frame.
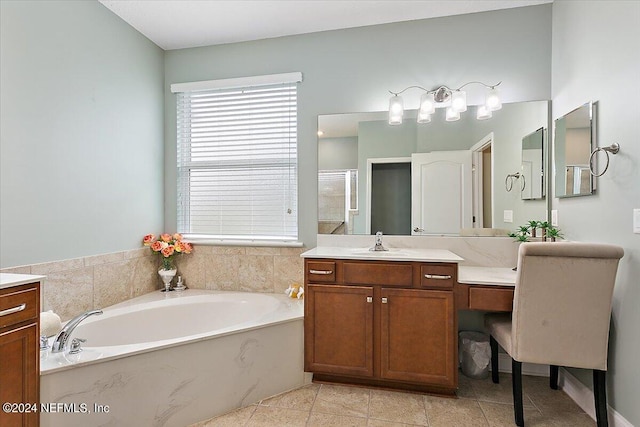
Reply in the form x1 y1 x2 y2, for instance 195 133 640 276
551 1 640 424
0 0 165 267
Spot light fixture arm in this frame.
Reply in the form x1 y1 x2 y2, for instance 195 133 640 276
389 81 501 97
388 85 430 96
455 81 502 91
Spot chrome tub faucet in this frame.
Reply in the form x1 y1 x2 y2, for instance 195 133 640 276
51 309 102 354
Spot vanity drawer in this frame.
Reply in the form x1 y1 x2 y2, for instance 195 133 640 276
306 261 337 283
343 262 413 287
420 264 455 289
468 287 514 312
0 283 39 329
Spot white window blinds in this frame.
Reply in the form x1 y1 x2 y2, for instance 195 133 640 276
175 74 300 242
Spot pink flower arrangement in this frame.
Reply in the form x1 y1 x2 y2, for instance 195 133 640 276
142 233 193 270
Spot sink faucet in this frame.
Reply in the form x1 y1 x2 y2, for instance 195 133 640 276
370 231 389 252
51 309 102 353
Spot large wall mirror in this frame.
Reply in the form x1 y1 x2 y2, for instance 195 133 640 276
318 100 550 236
554 102 596 198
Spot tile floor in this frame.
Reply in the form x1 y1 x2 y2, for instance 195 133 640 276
191 373 594 426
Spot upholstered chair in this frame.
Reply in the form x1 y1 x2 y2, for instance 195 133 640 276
485 242 624 427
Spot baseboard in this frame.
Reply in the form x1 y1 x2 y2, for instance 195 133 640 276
494 359 633 426
559 368 634 427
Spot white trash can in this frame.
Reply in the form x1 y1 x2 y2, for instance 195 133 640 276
459 331 491 379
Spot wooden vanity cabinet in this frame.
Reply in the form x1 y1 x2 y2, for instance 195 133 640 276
0 282 40 427
305 284 374 377
380 288 455 387
304 258 457 394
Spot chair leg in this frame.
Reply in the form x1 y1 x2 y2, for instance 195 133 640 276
512 359 524 427
593 370 609 427
490 335 499 384
550 365 559 390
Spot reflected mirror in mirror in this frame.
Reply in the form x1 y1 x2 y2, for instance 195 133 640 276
521 127 545 200
554 102 595 198
318 101 549 236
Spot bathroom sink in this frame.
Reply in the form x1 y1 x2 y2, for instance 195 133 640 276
349 248 409 257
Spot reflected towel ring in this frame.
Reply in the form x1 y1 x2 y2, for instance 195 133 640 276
589 143 620 177
505 172 526 192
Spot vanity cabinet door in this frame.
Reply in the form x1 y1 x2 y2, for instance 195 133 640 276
305 284 374 377
380 288 456 388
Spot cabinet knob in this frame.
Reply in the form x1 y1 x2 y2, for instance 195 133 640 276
366 296 373 303
382 297 388 304
414 227 424 232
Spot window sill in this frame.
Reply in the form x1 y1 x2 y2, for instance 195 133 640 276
182 235 304 248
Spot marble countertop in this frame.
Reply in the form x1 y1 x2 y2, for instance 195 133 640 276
0 273 46 290
458 266 517 287
301 246 464 263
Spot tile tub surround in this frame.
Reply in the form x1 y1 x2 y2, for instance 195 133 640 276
0 245 305 322
193 373 594 426
0 248 158 322
174 246 306 295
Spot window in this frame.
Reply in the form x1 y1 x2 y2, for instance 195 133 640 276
172 73 301 244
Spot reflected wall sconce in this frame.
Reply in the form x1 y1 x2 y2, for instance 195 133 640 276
388 81 502 125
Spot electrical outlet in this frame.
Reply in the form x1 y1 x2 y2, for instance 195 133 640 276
504 210 513 223
551 210 558 226
634 209 640 234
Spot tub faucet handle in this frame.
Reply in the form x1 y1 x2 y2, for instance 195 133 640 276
69 337 86 355
175 275 186 291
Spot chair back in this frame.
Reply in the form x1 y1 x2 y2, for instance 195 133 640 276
511 242 623 370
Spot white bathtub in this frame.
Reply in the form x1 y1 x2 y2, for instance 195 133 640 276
40 290 304 427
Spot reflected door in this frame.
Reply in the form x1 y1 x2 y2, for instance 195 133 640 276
411 151 472 235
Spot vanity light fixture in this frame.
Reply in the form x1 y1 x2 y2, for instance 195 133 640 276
388 81 502 125
476 104 492 120
388 95 404 125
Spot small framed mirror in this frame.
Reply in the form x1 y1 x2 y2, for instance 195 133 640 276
554 102 596 198
521 127 545 200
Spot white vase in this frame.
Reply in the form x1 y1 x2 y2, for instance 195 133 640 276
158 268 177 292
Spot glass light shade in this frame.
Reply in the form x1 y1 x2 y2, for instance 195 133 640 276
451 90 467 113
417 111 431 124
419 92 436 116
476 104 492 120
485 87 502 111
445 107 460 122
388 95 404 125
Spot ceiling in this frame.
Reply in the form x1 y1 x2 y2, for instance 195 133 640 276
99 0 552 50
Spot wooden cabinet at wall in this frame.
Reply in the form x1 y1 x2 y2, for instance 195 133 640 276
0 282 40 427
455 283 514 312
304 259 457 394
